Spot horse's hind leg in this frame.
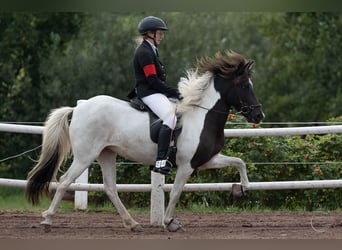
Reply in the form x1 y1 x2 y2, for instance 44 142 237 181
97 149 143 232
41 158 91 232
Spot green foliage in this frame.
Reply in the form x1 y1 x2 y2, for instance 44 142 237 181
253 13 342 122
40 13 141 108
0 12 84 179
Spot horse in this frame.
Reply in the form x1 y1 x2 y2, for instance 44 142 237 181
25 51 265 232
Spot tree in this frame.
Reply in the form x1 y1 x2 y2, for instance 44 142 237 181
253 12 342 122
40 13 140 109
0 12 84 179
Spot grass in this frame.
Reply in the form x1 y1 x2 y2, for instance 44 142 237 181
0 187 74 212
1 187 340 214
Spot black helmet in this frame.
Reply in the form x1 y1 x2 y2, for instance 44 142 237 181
138 16 168 34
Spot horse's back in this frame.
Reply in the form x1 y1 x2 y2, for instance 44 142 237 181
74 95 131 118
69 95 152 158
82 95 126 108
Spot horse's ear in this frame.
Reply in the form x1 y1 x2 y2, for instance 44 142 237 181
246 60 255 73
238 60 254 76
235 62 248 76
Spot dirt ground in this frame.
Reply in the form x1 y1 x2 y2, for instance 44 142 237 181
0 210 341 239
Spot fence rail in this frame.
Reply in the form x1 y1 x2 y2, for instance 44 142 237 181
1 178 342 192
2 123 342 137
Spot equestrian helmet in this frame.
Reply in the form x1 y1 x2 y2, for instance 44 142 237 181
138 16 168 34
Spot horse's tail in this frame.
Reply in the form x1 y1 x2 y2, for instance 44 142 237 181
25 106 74 205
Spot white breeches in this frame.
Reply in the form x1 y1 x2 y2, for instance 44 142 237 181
142 93 177 129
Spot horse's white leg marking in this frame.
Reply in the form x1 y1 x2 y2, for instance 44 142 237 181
97 149 143 232
164 164 193 230
198 153 250 188
41 157 92 229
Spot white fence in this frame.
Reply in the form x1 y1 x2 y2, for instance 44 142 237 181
1 122 342 225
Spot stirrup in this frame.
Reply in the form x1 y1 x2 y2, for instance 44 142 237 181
153 160 173 176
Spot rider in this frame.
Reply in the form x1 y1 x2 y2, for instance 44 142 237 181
132 16 180 176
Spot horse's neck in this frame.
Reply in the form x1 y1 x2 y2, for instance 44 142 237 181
184 93 230 169
181 82 227 138
200 81 221 110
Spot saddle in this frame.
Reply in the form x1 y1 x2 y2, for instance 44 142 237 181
127 94 182 168
128 96 182 142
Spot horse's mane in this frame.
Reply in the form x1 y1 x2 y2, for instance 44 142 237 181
197 51 248 80
177 51 248 113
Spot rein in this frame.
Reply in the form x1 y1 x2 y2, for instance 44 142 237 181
191 103 262 116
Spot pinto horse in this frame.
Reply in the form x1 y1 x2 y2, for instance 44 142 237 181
26 51 264 232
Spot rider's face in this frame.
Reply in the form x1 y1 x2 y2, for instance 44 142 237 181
155 30 165 45
147 30 165 46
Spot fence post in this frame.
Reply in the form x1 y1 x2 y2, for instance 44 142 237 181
74 168 89 210
150 171 165 226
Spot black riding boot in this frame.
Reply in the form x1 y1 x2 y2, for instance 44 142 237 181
153 125 173 176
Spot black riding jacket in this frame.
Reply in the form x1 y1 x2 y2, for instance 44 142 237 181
133 40 179 99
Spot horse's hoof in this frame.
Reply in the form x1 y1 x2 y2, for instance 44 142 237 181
167 219 186 232
131 224 144 232
41 222 51 233
231 183 244 198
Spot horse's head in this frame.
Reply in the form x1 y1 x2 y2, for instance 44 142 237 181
229 59 265 124
197 51 265 124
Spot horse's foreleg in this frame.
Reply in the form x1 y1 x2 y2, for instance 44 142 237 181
97 149 142 232
164 164 193 232
41 159 90 232
198 154 250 192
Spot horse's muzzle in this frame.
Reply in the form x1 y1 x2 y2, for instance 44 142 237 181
252 111 265 124
247 110 265 124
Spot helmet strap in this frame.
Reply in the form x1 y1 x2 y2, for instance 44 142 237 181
146 31 157 47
